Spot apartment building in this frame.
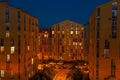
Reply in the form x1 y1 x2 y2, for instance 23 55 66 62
38 28 51 60
0 1 39 80
89 0 120 80
51 20 84 61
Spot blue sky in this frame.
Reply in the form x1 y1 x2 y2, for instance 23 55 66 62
7 0 111 28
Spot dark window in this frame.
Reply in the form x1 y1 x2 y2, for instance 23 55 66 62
29 18 31 32
96 49 99 58
96 40 99 58
96 40 99 48
105 40 110 49
62 46 64 52
60 39 62 45
111 59 116 77
6 7 9 23
18 35 21 54
6 25 9 31
96 8 100 39
97 8 100 17
18 23 20 31
24 15 26 31
0 39 4 46
11 39 14 46
70 49 73 53
112 2 118 10
18 11 20 22
112 32 117 38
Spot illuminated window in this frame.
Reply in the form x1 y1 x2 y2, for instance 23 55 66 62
28 46 30 51
79 42 82 46
0 70 4 77
76 31 78 34
62 31 64 34
32 58 34 64
44 34 48 38
76 42 77 45
52 31 54 34
73 42 75 45
70 31 73 34
6 31 10 37
7 54 10 62
1 46 4 53
11 46 15 54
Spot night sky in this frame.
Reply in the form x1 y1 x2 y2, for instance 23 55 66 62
7 0 111 28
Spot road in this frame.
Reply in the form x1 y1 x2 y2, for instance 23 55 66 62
53 69 70 80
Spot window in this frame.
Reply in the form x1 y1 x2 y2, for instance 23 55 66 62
76 26 78 30
7 54 10 62
11 39 14 46
28 45 30 51
97 8 100 17
76 42 78 46
96 60 99 79
70 31 73 34
0 70 4 77
52 31 54 34
6 23 10 31
112 2 117 39
31 58 34 64
79 42 82 46
11 46 15 54
62 31 64 34
76 31 78 34
62 46 64 53
6 31 10 37
104 49 109 58
81 27 84 30
104 40 110 58
97 22 100 39
44 34 48 38
73 42 75 45
111 59 116 77
112 2 118 10
18 11 20 22
1 46 4 53
105 40 110 49
96 40 99 48
24 15 26 31
6 7 9 23
60 39 62 45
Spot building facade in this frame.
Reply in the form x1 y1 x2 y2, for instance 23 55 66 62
89 0 120 80
84 23 89 62
38 28 51 61
0 1 39 80
51 20 84 61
